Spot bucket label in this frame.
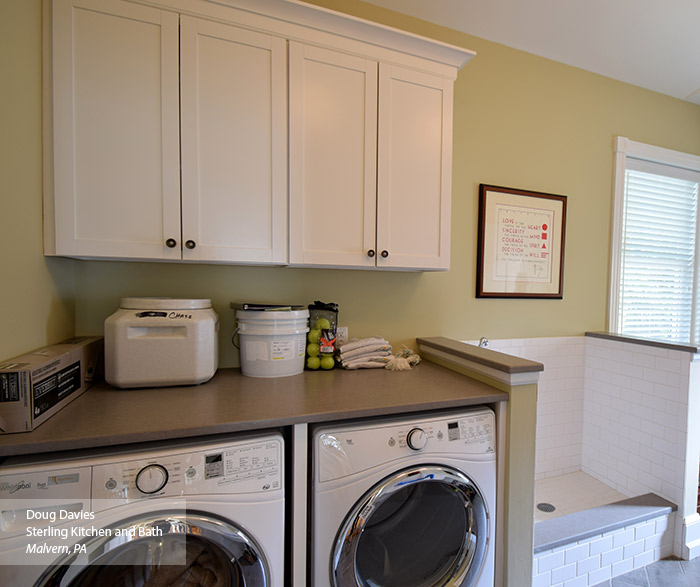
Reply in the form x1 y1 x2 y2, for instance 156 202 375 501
271 340 295 361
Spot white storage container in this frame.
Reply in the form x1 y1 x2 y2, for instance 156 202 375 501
105 298 219 388
236 309 308 377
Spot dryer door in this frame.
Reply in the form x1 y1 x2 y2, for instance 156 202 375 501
331 465 488 587
34 511 270 587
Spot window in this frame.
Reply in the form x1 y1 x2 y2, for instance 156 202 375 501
610 138 700 344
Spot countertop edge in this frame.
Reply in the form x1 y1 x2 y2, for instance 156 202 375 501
0 363 508 458
417 336 544 374
585 332 700 354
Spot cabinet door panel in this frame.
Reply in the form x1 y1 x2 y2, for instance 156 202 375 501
52 0 180 259
180 17 287 263
289 43 377 267
377 65 452 270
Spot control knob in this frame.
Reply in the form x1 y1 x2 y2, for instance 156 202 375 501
135 464 169 494
406 427 428 451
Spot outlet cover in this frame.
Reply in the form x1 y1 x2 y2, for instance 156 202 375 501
336 326 348 346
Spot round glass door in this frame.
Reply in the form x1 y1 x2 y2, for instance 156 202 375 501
331 465 489 587
35 511 269 587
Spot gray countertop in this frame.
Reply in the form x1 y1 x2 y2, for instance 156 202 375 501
0 361 508 458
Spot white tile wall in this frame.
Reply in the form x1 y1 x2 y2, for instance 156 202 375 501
477 335 692 504
533 515 675 587
582 337 690 508
473 337 586 479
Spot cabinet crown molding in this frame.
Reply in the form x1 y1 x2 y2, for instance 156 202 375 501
146 0 476 73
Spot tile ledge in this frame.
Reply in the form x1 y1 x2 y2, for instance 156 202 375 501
534 492 677 554
416 337 543 374
417 337 543 387
586 332 700 354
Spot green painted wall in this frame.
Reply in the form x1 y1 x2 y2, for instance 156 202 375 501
2 0 700 366
0 0 75 360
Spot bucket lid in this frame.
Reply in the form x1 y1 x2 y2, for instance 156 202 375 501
120 297 212 310
236 309 309 320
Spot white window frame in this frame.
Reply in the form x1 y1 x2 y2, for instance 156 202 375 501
609 137 700 339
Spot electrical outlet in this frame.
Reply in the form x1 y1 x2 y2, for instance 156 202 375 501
336 326 349 346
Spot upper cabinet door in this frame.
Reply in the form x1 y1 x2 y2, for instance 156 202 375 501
288 43 378 268
51 0 180 259
377 65 453 270
180 17 287 264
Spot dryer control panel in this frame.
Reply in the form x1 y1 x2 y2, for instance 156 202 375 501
316 408 495 482
92 437 282 508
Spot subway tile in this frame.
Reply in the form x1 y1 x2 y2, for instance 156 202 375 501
551 563 576 584
651 436 677 458
563 576 587 587
642 368 668 385
589 535 613 555
538 550 565 573
576 554 600 575
588 565 611 585
564 543 589 565
532 571 552 587
611 557 634 577
654 356 682 373
644 533 664 552
600 547 623 567
612 529 635 548
623 539 645 559
633 549 655 569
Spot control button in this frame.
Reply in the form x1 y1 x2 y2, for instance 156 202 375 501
437 431 444 440
388 437 396 447
105 478 117 491
135 464 168 494
406 427 428 451
185 467 196 479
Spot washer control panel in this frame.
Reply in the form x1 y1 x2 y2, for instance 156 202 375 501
92 437 282 506
316 408 495 482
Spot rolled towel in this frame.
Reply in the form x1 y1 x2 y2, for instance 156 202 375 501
339 343 392 361
340 352 391 369
341 360 386 370
338 337 389 354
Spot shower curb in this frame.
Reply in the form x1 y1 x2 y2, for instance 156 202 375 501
534 492 677 553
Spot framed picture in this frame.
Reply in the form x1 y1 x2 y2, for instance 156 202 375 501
476 184 567 298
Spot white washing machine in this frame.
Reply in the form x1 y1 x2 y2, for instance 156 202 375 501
311 407 496 587
0 432 284 586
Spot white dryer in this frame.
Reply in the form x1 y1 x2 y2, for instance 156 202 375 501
0 432 284 586
311 407 496 587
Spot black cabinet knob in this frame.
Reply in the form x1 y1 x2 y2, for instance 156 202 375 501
185 240 196 250
381 250 389 258
367 249 376 258
165 238 177 248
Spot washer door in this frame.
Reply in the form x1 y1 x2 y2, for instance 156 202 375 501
34 510 270 587
331 465 489 587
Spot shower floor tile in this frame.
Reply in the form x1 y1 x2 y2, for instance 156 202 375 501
535 471 628 522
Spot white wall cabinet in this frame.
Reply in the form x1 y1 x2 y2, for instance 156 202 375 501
288 43 379 269
47 0 287 264
45 0 472 270
289 43 454 270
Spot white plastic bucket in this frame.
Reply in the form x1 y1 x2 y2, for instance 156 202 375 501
235 310 309 377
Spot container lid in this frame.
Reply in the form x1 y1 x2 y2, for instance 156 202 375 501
236 309 309 320
120 297 212 310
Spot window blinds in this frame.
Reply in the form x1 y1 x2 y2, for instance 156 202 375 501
618 164 700 343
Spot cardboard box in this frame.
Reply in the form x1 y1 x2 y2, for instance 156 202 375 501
0 337 103 434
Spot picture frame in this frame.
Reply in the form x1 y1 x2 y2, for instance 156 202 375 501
476 184 567 299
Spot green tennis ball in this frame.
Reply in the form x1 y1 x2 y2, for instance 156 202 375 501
315 318 331 330
306 356 321 370
320 355 335 370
